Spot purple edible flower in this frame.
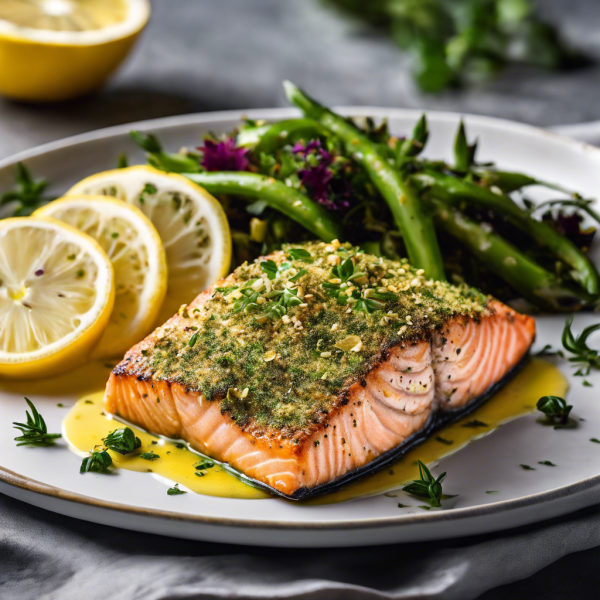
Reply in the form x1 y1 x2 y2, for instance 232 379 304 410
199 138 249 172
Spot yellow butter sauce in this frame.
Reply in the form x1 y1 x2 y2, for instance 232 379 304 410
63 391 268 500
63 358 567 503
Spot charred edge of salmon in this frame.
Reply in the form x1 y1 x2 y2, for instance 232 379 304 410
229 353 531 501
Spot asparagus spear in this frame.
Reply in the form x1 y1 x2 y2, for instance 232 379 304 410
187 171 343 243
283 80 446 281
412 169 600 297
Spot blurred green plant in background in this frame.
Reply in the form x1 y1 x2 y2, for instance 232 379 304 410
324 0 587 92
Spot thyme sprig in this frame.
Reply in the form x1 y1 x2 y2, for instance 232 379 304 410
402 460 447 508
562 317 600 376
12 398 62 447
1 163 56 217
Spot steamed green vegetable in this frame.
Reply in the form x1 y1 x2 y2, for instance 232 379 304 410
283 80 446 281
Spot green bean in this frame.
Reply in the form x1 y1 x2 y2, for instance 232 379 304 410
427 197 590 310
413 169 600 297
186 171 343 242
476 169 574 195
237 119 330 154
283 80 446 281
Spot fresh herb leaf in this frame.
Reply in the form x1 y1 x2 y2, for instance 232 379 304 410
537 395 572 425
167 484 187 495
13 398 61 447
590 438 600 444
80 450 112 474
534 344 564 358
486 491 499 494
140 451 160 461
188 332 199 347
103 427 141 455
287 248 314 262
1 163 56 217
538 460 556 467
402 459 447 508
561 317 600 376
520 464 536 470
397 502 411 508
194 458 215 471
260 259 279 280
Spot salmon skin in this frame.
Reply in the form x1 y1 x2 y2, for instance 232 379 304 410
106 241 535 500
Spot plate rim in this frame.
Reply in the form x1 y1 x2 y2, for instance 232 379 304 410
1 106 600 532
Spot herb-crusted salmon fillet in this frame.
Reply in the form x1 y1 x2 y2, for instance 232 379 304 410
105 241 535 499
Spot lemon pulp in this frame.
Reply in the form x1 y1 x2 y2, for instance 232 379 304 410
63 359 567 502
0 0 128 31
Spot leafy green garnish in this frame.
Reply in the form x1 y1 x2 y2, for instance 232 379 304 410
538 460 556 467
537 395 572 425
80 450 112 474
287 248 314 262
260 259 279 280
520 464 536 470
1 163 56 217
402 460 446 508
13 398 61 447
103 428 141 455
167 484 187 495
194 458 215 471
140 451 160 461
561 317 600 376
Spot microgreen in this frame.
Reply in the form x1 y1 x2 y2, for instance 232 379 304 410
287 248 314 262
402 460 446 508
80 450 112 474
12 398 61 447
537 395 572 425
103 428 141 455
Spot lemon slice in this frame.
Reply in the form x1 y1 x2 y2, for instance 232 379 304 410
0 217 114 379
34 195 167 358
68 166 232 325
0 0 150 102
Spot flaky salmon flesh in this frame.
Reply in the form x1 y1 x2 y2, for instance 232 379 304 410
105 241 535 499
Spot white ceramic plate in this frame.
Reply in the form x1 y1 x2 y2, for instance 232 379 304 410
0 108 599 548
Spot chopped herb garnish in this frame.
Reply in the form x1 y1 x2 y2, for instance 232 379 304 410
435 436 453 445
397 503 410 508
188 332 199 347
260 259 278 280
103 427 141 455
140 451 160 461
520 464 536 470
486 491 499 494
590 438 600 444
167 484 187 495
175 443 186 449
538 460 556 467
194 458 214 470
57 403 64 408
583 380 593 387
461 420 488 428
402 460 446 508
13 398 61 447
537 395 572 425
80 450 112 474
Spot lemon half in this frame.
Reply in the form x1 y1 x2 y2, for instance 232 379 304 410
35 195 167 359
0 0 150 102
0 217 114 379
68 166 232 325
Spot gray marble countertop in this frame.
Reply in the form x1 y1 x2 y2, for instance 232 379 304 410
1 0 600 159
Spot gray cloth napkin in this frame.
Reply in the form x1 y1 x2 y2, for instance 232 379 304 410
2 492 600 600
